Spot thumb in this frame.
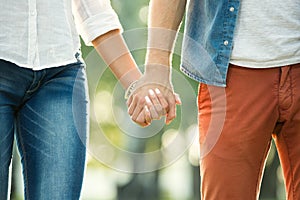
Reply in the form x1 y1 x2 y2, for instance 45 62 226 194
174 93 182 105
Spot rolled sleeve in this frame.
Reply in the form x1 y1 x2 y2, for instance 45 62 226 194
73 0 123 46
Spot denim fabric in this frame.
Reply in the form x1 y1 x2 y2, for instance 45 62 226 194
0 58 88 200
181 0 240 87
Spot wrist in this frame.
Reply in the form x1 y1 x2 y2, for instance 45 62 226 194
124 80 138 99
144 63 171 78
118 67 142 90
146 49 171 66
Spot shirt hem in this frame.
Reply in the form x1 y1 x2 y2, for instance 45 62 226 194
0 56 79 71
180 64 227 87
229 58 300 69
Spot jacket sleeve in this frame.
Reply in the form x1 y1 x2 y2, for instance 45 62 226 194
72 0 123 46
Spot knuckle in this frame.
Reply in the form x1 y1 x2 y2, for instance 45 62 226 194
131 115 137 121
134 95 141 102
128 108 133 115
168 113 176 119
136 119 143 124
168 100 176 107
162 103 169 110
139 97 146 104
135 95 145 104
157 92 164 98
151 113 159 120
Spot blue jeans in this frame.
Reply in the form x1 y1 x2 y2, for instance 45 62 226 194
0 58 88 200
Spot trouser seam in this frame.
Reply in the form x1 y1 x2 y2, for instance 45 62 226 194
255 138 272 200
16 115 30 200
278 67 293 121
281 133 296 200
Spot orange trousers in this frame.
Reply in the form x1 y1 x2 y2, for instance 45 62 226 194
198 63 300 200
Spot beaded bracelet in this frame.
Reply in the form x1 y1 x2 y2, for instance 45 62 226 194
124 80 138 99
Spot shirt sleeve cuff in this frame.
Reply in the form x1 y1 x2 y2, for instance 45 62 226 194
77 9 123 46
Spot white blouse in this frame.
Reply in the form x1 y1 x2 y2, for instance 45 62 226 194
0 0 122 70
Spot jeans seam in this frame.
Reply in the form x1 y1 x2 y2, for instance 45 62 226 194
16 116 30 200
26 70 47 93
42 63 82 88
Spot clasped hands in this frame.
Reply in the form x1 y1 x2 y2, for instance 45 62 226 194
126 64 181 127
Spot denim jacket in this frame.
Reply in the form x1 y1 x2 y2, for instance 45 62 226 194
180 0 240 87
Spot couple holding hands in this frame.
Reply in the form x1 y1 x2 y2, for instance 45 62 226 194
2 0 300 199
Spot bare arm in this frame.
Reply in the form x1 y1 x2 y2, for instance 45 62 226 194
127 0 186 125
146 0 187 66
92 29 142 89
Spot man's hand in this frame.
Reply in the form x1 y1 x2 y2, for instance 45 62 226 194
126 64 181 127
126 0 186 127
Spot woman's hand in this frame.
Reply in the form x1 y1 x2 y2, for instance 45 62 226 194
126 64 181 126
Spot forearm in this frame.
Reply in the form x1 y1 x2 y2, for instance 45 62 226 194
92 29 142 89
146 0 187 66
127 0 185 125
